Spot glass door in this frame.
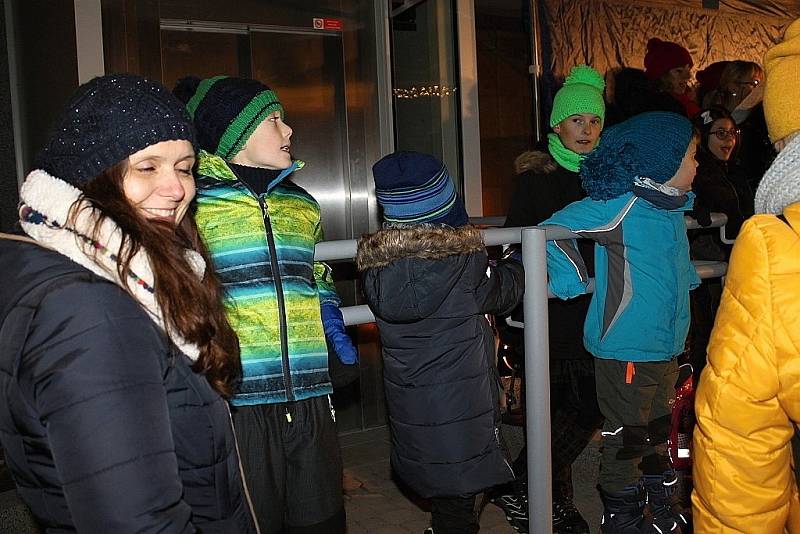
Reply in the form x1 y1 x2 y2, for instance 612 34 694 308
389 0 462 188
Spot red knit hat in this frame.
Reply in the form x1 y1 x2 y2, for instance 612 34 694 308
695 61 730 93
644 38 693 80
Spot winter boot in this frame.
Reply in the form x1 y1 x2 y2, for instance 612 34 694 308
492 489 528 532
598 484 647 533
642 471 691 533
553 495 590 534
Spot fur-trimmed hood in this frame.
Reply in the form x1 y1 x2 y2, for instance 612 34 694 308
357 225 487 323
514 150 558 175
356 224 484 270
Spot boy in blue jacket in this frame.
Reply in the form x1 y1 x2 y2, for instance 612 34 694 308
542 112 699 534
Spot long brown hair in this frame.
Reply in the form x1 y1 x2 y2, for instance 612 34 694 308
71 160 241 398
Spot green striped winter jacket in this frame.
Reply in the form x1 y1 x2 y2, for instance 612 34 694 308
194 151 338 406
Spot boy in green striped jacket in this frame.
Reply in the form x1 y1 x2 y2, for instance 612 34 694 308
174 76 356 534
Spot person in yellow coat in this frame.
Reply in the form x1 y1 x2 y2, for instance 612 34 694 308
692 16 800 533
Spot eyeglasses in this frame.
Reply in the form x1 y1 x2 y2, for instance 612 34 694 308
709 128 739 141
735 79 760 88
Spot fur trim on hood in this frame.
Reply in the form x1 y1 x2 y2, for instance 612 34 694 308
356 224 484 271
515 150 558 175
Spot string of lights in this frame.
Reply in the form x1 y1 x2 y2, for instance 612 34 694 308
393 85 458 99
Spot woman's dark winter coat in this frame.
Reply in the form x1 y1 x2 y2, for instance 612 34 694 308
690 149 754 260
0 239 255 533
504 151 593 360
356 225 524 498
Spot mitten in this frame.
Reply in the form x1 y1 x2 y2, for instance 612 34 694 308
321 303 358 364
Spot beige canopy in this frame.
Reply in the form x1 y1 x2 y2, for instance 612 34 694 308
541 0 799 80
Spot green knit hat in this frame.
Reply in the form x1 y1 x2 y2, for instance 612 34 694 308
172 75 284 160
549 65 606 127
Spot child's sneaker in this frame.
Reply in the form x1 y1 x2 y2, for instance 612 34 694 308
553 496 590 533
492 491 529 532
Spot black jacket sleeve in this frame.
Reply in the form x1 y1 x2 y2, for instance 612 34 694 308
18 280 194 533
474 257 525 317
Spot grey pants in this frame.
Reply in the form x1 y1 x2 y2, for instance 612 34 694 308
595 358 678 492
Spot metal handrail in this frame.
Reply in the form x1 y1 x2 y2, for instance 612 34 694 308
319 214 729 534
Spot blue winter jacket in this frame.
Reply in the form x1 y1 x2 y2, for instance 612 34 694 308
542 192 700 362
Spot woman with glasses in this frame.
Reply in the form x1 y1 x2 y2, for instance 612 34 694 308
691 106 753 259
687 106 754 382
710 61 775 189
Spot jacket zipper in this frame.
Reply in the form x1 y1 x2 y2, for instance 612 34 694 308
227 405 262 534
255 195 294 402
231 170 294 403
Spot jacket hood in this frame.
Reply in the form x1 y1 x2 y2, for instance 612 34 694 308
357 225 485 322
356 224 484 270
514 150 558 175
197 149 304 193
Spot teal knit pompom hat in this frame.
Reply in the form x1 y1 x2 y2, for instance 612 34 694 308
581 111 694 200
549 65 606 127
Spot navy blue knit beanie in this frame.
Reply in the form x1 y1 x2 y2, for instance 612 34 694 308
173 75 283 160
372 151 468 227
581 111 694 200
36 74 196 186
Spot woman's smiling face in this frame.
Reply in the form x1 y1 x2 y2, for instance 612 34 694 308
123 139 196 225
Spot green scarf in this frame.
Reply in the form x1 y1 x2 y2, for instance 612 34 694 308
548 133 583 172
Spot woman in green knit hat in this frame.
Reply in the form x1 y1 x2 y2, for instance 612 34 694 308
495 64 606 534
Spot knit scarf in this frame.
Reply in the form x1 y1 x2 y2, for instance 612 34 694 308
632 175 689 210
18 170 204 361
548 133 583 172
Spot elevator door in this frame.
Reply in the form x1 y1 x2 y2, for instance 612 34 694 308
250 30 351 241
161 26 351 242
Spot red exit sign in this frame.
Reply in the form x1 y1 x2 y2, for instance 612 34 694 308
312 18 342 31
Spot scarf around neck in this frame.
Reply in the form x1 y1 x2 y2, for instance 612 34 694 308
632 175 690 210
18 170 204 361
548 133 583 173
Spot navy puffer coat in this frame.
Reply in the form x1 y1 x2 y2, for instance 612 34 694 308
356 225 524 498
0 238 255 533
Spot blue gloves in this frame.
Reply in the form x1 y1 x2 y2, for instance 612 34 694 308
321 303 358 364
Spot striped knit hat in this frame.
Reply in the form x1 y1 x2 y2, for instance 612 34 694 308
172 76 283 160
372 151 468 227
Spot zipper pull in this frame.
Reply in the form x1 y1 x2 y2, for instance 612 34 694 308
285 409 292 423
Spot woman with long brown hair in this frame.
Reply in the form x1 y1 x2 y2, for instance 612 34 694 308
0 74 256 532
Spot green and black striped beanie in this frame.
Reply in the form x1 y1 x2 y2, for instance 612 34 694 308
173 75 284 160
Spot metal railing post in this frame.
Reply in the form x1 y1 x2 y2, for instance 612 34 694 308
521 226 552 533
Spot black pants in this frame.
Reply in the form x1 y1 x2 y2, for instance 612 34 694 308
689 279 722 382
431 494 480 534
512 359 603 499
232 396 345 534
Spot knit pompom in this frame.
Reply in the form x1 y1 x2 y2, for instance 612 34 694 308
581 142 639 200
564 65 605 93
